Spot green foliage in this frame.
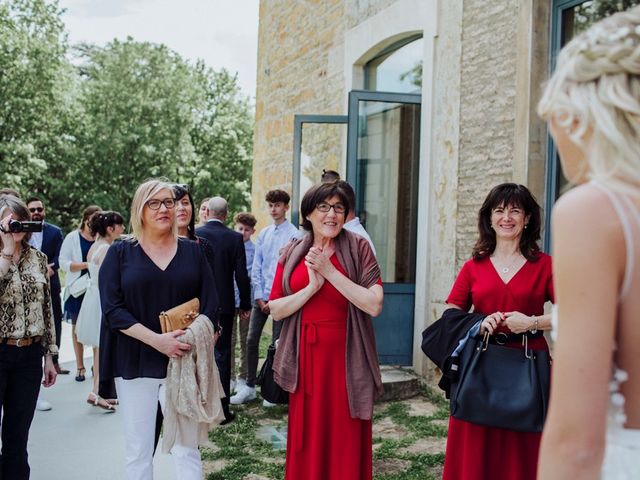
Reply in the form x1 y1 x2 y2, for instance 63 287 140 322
0 0 253 232
0 0 78 227
571 0 640 35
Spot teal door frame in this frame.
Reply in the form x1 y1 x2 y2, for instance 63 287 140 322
544 0 586 250
346 89 421 366
291 114 348 228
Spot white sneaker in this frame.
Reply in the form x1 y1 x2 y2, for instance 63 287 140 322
262 399 276 408
230 385 256 405
36 398 52 411
230 379 236 393
236 378 247 390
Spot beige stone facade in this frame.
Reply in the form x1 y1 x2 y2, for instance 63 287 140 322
252 0 346 226
252 0 553 379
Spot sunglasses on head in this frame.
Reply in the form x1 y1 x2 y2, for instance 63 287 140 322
29 207 44 213
173 184 190 199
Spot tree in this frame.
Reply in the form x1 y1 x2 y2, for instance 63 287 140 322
0 0 79 226
74 38 198 218
75 40 253 221
572 0 640 35
1 2 254 231
187 64 253 214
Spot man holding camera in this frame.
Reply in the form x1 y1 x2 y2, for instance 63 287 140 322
26 197 67 382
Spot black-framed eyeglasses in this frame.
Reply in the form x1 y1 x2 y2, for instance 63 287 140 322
146 198 176 210
29 207 44 213
316 202 346 214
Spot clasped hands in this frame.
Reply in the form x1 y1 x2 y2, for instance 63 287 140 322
480 311 533 335
305 246 335 291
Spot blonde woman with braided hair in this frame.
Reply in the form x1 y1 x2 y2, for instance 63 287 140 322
537 6 640 479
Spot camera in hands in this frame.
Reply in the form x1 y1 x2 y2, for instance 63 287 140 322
0 220 43 233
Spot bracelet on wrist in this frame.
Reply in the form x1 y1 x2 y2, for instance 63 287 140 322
1 251 14 260
530 315 539 334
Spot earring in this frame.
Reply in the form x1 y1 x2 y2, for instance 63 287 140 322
524 224 528 229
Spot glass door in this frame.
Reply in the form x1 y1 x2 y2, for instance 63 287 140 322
292 114 348 227
347 90 421 365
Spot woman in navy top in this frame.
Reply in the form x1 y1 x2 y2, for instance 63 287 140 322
99 179 218 480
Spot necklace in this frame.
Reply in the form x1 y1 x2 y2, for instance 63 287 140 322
492 253 522 274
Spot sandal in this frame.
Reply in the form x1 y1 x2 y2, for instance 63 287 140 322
75 367 86 382
105 398 119 406
87 392 116 412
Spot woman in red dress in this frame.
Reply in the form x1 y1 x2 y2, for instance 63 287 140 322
269 181 384 480
443 183 554 480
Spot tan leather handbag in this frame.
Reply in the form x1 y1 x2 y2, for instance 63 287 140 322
159 298 200 334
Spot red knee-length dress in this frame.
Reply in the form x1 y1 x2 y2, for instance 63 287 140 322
270 254 377 480
443 253 554 480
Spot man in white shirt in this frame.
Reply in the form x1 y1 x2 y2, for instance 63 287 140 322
336 180 376 256
320 173 376 256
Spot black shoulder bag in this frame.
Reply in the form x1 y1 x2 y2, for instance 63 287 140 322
449 332 551 432
256 343 289 405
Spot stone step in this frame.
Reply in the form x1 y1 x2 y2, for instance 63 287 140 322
378 365 421 402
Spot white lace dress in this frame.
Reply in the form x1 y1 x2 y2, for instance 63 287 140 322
75 244 108 347
601 365 640 479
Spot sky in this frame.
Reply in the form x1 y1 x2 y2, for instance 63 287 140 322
58 0 260 97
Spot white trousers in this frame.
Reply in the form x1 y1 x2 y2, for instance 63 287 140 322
115 377 202 480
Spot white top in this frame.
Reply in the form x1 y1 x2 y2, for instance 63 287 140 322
343 217 376 256
59 230 83 301
28 231 43 251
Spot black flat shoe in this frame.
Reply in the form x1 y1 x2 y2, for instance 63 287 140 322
54 364 70 375
75 367 86 382
220 412 236 425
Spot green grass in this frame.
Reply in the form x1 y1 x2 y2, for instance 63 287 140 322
204 385 447 480
369 387 448 480
205 401 286 480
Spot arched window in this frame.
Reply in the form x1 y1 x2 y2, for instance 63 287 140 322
364 35 423 93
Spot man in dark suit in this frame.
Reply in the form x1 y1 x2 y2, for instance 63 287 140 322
196 196 251 423
26 197 67 375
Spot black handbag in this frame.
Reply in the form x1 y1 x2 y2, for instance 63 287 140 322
449 333 551 432
256 343 289 405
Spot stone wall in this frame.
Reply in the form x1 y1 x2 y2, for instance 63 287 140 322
252 0 347 230
455 0 520 269
253 0 552 379
252 0 406 229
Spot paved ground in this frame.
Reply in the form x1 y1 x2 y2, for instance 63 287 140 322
27 322 447 480
28 322 173 480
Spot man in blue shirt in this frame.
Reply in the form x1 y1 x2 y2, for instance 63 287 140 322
231 212 257 393
231 190 301 406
